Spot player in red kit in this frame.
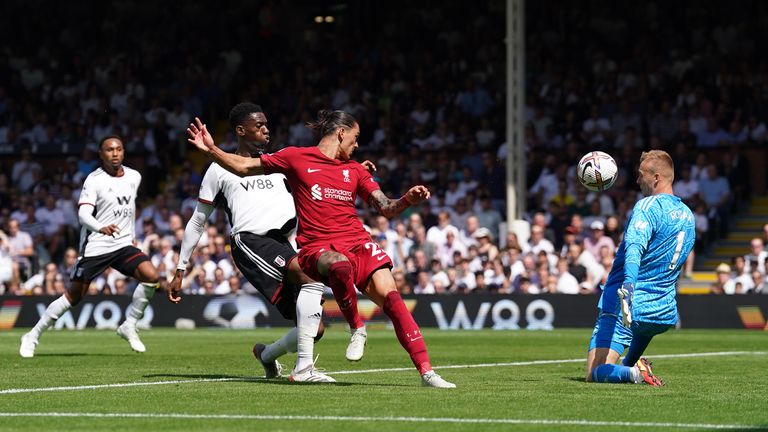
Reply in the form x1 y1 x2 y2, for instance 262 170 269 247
187 111 455 388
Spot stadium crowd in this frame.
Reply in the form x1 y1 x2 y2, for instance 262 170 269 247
0 0 767 296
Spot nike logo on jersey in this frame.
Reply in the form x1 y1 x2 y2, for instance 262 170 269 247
307 168 321 173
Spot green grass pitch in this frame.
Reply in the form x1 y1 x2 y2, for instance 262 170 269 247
1 327 767 431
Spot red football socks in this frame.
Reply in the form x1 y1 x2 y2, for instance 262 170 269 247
383 290 432 374
328 261 365 330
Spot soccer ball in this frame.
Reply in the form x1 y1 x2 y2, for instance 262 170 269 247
577 151 618 192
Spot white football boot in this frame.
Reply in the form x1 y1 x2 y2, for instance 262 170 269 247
117 323 146 353
290 362 336 383
421 370 456 388
19 332 38 358
345 326 367 362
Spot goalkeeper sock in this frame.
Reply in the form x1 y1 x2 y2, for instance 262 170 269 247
622 332 654 367
591 364 633 383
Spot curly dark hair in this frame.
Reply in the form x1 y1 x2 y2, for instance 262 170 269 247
228 102 264 133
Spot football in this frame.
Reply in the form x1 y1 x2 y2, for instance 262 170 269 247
577 151 618 192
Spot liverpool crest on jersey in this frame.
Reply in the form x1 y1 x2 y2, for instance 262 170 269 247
342 169 351 183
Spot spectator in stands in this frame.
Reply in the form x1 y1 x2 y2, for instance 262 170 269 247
747 270 764 294
475 195 503 240
435 228 467 268
528 225 554 256
0 229 12 292
603 216 622 246
698 163 732 238
11 148 42 193
744 238 767 275
583 105 612 145
583 221 615 261
554 256 580 294
413 270 435 294
710 263 732 294
614 126 644 149
673 165 699 208
7 218 33 282
392 268 412 295
649 100 679 142
34 194 66 261
720 144 751 209
567 242 604 291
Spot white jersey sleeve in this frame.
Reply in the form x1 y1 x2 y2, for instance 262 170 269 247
78 173 99 207
198 164 221 205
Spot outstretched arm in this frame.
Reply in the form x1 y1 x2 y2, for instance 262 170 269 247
368 185 430 219
168 202 214 303
187 117 264 176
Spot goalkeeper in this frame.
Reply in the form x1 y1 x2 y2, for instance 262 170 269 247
585 150 695 387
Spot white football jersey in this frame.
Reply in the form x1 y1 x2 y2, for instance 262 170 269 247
198 162 297 238
78 166 141 257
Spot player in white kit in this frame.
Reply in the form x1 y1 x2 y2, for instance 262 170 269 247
20 136 162 357
169 103 352 381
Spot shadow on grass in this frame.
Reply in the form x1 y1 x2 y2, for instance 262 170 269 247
35 353 116 357
142 373 405 387
143 373 246 379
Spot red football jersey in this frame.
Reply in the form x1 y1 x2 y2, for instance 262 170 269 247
260 146 380 248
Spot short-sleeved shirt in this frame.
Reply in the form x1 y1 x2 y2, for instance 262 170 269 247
78 166 141 257
8 231 32 263
260 146 380 249
197 162 296 237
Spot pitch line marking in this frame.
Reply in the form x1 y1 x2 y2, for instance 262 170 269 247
1 350 764 395
0 412 764 430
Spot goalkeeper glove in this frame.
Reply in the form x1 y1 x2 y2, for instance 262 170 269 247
617 282 634 328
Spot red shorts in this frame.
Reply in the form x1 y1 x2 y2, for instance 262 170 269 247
298 239 393 290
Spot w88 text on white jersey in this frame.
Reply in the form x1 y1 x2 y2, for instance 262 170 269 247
78 166 141 257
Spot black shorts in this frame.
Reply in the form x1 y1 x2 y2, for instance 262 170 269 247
230 231 299 321
71 246 150 283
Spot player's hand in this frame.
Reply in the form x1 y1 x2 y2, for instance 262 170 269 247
404 185 431 205
167 270 183 304
187 117 216 152
618 283 634 328
99 224 120 237
361 160 377 173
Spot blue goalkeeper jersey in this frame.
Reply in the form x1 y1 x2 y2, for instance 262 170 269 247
598 194 695 325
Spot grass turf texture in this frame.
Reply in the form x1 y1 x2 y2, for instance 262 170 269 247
1 327 766 431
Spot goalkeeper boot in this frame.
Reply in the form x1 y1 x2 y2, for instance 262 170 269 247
636 357 664 387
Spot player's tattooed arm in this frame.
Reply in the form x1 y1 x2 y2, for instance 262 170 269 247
368 185 431 218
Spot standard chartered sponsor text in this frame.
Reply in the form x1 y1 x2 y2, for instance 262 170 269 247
324 187 353 201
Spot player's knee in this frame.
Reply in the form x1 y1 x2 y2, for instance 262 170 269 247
328 260 352 278
138 265 160 284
